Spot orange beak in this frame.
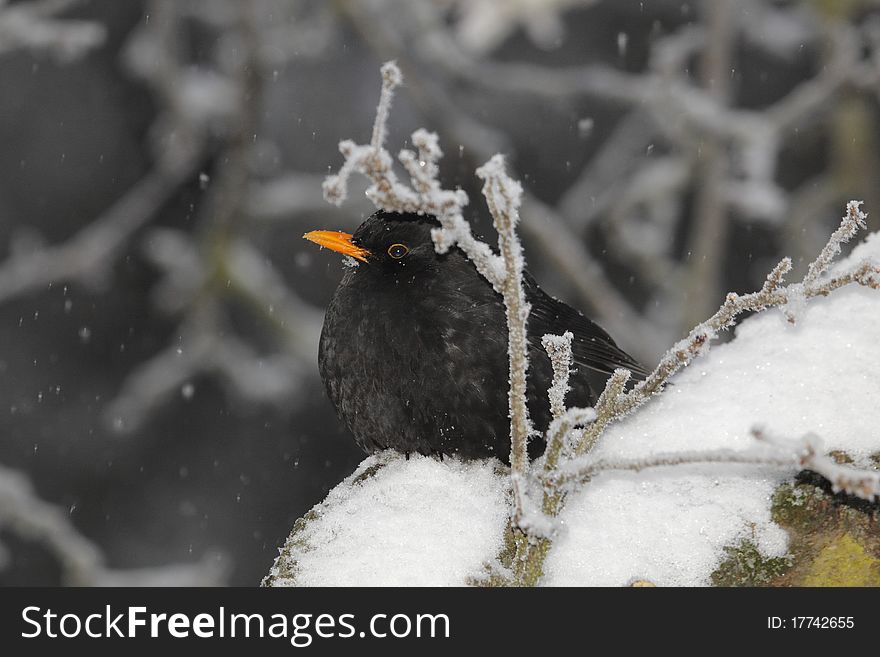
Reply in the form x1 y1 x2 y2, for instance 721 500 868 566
303 230 371 263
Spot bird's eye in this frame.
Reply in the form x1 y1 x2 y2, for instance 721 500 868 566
387 243 409 259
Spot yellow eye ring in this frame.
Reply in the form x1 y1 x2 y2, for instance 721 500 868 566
387 243 409 259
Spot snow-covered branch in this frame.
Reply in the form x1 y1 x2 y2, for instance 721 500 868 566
102 2 320 433
0 159 196 305
0 463 227 585
541 332 573 425
102 301 303 434
554 426 880 503
580 201 877 449
0 0 105 61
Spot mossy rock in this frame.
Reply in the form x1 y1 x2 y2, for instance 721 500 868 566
712 463 879 587
712 540 793 586
261 509 320 587
262 453 399 587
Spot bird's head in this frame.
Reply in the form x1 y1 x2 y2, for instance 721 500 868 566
304 211 443 279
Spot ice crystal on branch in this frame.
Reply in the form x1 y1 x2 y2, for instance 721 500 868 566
541 332 573 423
804 201 868 289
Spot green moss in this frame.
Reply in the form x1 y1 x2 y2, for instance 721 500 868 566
801 534 880 586
771 482 816 529
711 540 793 587
351 462 386 485
472 519 546 587
467 563 514 587
260 508 320 587
713 464 880 587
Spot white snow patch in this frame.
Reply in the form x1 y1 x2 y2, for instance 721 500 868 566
280 453 509 586
545 469 789 586
542 232 880 585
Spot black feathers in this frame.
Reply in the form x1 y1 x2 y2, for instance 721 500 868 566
525 271 648 379
313 211 645 461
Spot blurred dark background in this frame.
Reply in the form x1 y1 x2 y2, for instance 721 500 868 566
1 0 878 585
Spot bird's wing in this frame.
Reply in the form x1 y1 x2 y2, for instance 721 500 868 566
524 273 649 380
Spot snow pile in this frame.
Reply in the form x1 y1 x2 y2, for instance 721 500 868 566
267 233 880 586
268 453 509 587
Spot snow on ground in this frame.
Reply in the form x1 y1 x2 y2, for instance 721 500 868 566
269 233 880 586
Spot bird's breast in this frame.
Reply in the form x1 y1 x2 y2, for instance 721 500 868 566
318 274 513 457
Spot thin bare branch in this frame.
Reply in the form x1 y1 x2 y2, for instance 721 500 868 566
0 159 197 305
0 463 227 585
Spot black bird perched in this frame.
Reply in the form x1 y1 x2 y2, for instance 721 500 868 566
305 211 647 462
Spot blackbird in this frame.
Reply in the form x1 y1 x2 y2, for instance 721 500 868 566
305 211 647 461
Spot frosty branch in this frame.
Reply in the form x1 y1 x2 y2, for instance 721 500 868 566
581 200 878 452
0 462 227 585
0 159 196 306
103 2 322 432
0 0 105 61
565 203 877 471
553 427 880 503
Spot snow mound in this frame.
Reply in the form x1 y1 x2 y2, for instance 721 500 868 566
266 452 509 586
268 233 880 586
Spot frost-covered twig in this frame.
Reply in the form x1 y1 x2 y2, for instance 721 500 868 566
542 332 573 424
752 427 880 502
371 61 400 151
0 463 227 585
533 350 595 546
804 200 869 288
321 64 504 287
106 2 321 433
477 155 532 522
577 201 876 450
555 449 793 486
553 427 880 503
820 260 880 293
104 301 302 434
574 368 630 457
0 159 197 305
